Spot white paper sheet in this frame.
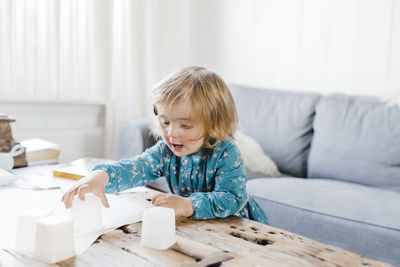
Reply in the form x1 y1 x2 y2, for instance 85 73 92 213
0 187 147 258
11 165 63 189
73 194 146 254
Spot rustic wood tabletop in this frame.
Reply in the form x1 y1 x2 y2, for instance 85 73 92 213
0 187 394 267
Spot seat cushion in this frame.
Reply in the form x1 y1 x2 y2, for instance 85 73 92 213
247 177 400 265
308 94 400 192
230 85 320 177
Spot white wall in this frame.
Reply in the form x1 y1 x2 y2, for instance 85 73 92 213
1 0 399 161
1 101 105 163
186 0 400 97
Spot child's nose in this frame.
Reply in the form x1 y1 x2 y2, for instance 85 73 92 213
167 125 180 137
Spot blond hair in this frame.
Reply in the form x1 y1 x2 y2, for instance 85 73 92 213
151 66 238 148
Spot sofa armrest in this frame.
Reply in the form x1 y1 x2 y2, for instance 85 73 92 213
115 119 157 160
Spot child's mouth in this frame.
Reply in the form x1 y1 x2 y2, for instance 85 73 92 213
172 144 184 151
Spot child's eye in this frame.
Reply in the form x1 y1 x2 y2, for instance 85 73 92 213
181 124 193 129
161 121 170 127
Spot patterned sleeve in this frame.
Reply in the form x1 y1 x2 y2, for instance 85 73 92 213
92 141 167 193
189 142 249 220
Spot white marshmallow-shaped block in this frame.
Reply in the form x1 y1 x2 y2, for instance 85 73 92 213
16 209 53 254
70 194 103 234
34 216 75 264
140 207 176 249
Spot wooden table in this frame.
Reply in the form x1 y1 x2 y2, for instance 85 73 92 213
0 188 394 267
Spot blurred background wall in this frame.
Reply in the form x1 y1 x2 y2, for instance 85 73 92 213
1 0 399 161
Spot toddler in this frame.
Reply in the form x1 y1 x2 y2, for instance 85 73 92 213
62 66 269 224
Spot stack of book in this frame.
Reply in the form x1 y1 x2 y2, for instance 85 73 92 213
53 158 107 180
20 138 60 165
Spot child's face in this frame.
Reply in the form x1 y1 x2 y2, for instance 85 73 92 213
157 97 205 157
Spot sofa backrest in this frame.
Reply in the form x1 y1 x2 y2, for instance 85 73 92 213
230 85 320 177
116 120 157 160
308 94 400 192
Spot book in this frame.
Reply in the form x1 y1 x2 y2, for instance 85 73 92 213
0 113 15 121
52 158 108 180
20 138 60 162
27 158 59 167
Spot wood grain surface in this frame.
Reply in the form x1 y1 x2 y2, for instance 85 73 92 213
0 188 394 267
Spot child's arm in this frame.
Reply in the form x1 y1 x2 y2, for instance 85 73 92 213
92 141 167 194
62 141 167 209
189 143 248 220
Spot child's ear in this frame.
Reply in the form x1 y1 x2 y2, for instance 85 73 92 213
153 105 158 116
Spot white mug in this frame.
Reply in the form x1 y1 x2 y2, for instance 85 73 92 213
0 144 24 171
0 153 14 171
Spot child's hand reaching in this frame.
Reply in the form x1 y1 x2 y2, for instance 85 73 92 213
61 170 110 209
152 193 194 217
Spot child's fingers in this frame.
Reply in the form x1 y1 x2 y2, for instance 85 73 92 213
78 185 89 201
151 193 167 204
99 192 110 208
61 188 73 202
65 186 79 209
154 200 167 207
153 196 168 206
151 193 165 204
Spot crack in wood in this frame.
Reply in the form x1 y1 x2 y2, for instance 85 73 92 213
228 231 273 246
170 247 202 262
301 251 346 267
118 225 137 234
206 263 222 267
121 247 149 261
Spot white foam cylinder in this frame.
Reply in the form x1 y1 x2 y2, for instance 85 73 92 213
15 209 53 254
70 194 103 234
34 216 75 264
140 207 176 250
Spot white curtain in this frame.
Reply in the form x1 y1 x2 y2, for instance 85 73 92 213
2 0 399 158
0 0 152 158
0 0 109 101
105 0 150 158
105 0 211 157
0 0 205 158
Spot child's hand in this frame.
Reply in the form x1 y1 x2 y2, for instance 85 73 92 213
152 193 194 217
61 170 110 209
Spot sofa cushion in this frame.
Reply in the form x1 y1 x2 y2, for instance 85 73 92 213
234 130 280 176
248 177 400 230
230 85 320 177
247 178 400 265
308 94 400 192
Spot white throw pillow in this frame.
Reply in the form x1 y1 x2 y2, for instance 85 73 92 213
234 130 281 177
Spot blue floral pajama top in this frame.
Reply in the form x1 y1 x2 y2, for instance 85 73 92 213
93 139 269 225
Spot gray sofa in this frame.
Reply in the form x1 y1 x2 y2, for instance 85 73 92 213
115 85 400 266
